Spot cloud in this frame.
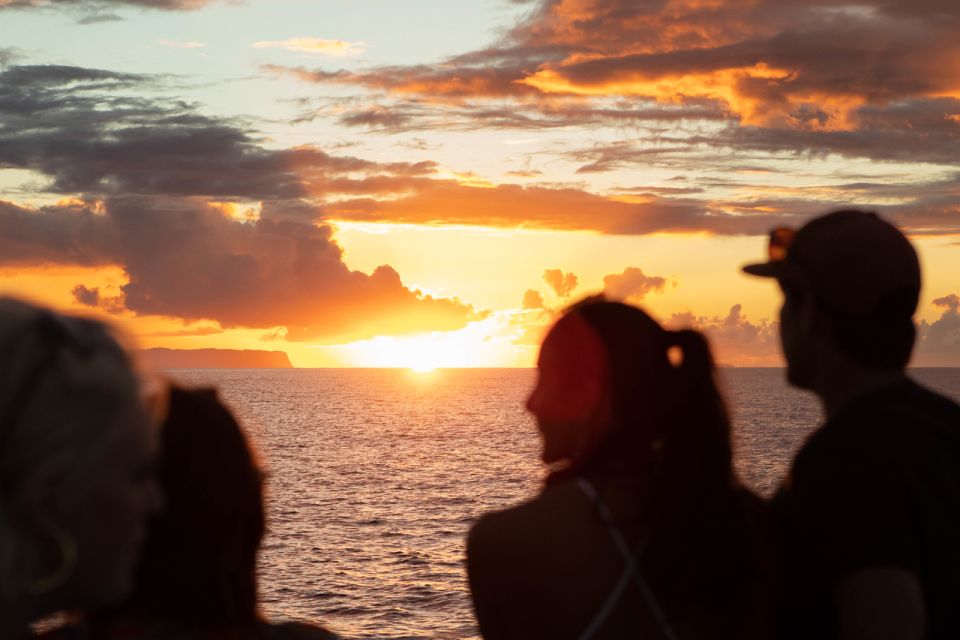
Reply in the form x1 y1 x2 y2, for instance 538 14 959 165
253 38 365 57
259 327 287 342
0 64 437 204
522 289 545 309
934 294 960 309
699 99 960 165
0 0 221 9
274 71 728 133
156 38 206 49
0 65 487 340
327 182 799 235
274 0 960 169
0 199 110 266
506 169 543 178
0 197 483 342
76 10 121 23
141 324 224 337
72 284 100 306
602 267 668 302
615 185 705 196
4 61 956 243
543 268 577 297
511 296 784 365
915 294 960 366
665 304 782 367
0 48 23 66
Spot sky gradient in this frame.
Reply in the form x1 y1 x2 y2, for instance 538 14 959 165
2 0 959 368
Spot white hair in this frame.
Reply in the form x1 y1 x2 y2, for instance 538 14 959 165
0 297 142 596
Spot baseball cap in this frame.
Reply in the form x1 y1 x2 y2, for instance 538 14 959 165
742 210 921 319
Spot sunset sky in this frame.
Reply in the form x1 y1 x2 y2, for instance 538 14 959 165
2 0 959 368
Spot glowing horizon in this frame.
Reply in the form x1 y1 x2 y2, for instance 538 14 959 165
1 0 959 367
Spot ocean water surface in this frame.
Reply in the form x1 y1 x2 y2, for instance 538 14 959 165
167 368 960 640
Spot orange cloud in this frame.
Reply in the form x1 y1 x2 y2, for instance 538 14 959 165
665 304 781 367
282 0 960 135
327 181 792 235
915 293 960 366
0 197 483 342
543 268 578 297
602 267 669 302
522 289 546 309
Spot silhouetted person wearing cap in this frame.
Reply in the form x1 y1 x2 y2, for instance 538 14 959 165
744 210 960 640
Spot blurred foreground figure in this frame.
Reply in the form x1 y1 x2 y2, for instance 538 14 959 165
744 210 960 639
43 385 338 640
467 298 771 640
0 298 161 637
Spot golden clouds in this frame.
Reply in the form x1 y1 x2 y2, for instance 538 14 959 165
287 0 960 138
520 62 833 128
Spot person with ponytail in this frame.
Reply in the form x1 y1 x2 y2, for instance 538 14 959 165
466 297 771 640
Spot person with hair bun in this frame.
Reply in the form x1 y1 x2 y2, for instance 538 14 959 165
467 298 771 640
0 297 162 637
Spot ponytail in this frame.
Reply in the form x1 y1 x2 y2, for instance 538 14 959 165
652 328 733 524
665 328 717 396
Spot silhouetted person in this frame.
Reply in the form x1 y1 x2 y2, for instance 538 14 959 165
744 210 960 639
467 298 772 640
0 298 162 638
42 385 338 639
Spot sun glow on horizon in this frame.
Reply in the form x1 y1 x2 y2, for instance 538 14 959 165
319 314 536 369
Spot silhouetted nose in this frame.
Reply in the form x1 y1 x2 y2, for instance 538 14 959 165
526 385 542 415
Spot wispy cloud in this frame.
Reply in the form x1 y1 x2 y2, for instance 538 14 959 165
156 38 207 49
253 38 365 57
0 0 221 9
76 11 121 24
0 47 22 66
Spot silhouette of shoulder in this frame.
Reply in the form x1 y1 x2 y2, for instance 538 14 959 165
469 479 597 569
803 380 960 454
775 380 960 638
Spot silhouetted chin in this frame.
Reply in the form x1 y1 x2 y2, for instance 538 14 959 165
536 417 581 465
785 361 814 390
540 440 564 465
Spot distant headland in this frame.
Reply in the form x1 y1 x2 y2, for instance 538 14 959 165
140 348 293 369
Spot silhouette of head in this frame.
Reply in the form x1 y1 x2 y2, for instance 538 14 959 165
744 210 920 386
119 385 265 626
0 298 159 614
527 305 612 464
529 298 732 502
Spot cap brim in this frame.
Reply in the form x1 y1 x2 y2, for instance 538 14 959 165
742 261 788 278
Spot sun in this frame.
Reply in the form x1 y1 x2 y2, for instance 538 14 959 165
395 344 444 373
327 318 530 369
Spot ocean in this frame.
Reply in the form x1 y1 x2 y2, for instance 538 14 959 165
166 368 960 640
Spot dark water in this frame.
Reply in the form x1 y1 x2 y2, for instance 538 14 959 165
166 368 960 640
